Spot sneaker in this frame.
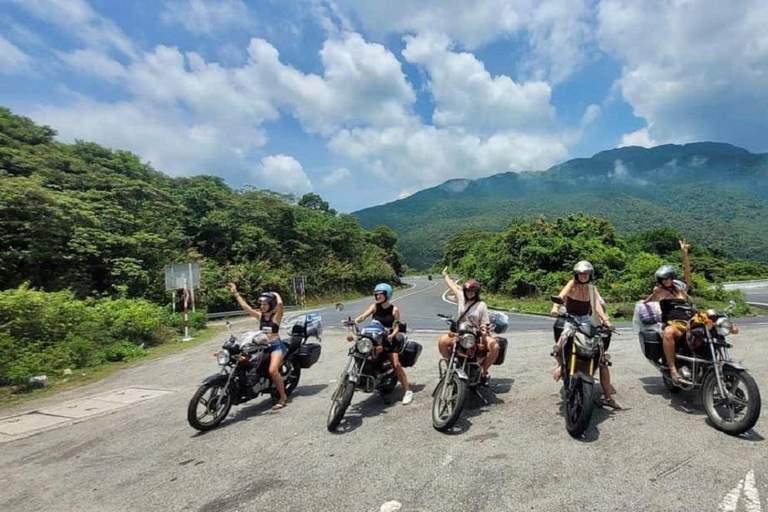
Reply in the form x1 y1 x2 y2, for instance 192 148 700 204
402 390 414 405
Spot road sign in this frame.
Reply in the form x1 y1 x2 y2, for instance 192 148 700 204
164 262 200 291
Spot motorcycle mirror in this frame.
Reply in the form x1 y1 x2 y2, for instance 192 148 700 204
550 295 564 305
437 313 450 319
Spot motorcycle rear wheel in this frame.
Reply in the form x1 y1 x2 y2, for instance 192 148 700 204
327 374 355 432
187 381 233 431
432 373 467 432
702 367 761 436
283 360 301 396
565 378 595 438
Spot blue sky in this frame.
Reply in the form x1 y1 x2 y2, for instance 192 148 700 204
2 0 767 212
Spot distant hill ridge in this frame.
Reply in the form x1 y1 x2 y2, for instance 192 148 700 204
353 142 768 268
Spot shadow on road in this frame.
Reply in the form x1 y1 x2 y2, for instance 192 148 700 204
553 382 621 443
333 383 428 434
639 376 705 416
439 378 515 436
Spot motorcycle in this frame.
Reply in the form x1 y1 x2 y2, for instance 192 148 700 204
636 300 761 435
550 296 612 438
187 314 323 431
431 312 508 432
327 318 422 431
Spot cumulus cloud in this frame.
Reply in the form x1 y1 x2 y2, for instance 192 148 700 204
332 0 595 84
402 32 555 133
0 35 32 73
619 127 658 148
252 155 313 194
598 0 768 151
161 0 252 35
320 167 352 186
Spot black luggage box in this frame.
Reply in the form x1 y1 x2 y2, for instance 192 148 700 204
494 336 508 365
297 343 322 368
399 340 422 368
640 330 662 361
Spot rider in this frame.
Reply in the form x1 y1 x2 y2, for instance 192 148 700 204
228 283 288 411
438 267 500 384
354 283 414 405
643 240 692 384
549 261 622 409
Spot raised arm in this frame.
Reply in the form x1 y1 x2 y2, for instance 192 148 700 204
680 239 691 292
228 282 262 320
272 291 284 325
441 266 461 297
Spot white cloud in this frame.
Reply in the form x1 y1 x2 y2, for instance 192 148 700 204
331 0 595 84
252 155 313 194
580 104 601 127
58 48 127 81
161 0 252 35
598 0 768 151
9 0 136 58
619 127 657 148
320 167 352 186
402 32 555 133
0 35 32 73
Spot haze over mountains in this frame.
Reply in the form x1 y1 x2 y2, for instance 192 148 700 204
354 143 768 268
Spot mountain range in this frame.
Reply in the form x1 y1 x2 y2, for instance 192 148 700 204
354 142 768 268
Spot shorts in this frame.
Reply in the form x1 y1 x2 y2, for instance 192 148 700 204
268 339 287 355
666 320 688 332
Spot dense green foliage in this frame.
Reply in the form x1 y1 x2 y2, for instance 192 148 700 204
355 143 768 269
0 107 403 311
444 214 754 304
0 285 175 385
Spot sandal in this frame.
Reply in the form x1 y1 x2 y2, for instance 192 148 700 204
271 399 287 411
480 373 490 387
603 396 623 410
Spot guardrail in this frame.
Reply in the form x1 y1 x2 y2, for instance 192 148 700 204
206 305 303 319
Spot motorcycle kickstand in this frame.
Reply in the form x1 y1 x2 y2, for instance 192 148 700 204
471 387 489 405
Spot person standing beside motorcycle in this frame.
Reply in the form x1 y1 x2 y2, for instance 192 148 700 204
549 261 622 409
643 240 692 384
353 283 414 405
438 267 500 384
228 283 289 411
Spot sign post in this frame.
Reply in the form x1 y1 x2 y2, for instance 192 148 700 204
165 262 200 341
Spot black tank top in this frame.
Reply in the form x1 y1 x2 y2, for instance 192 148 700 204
566 297 591 316
373 303 395 330
260 313 280 334
660 298 691 323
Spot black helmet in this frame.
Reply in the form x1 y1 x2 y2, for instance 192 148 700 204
655 265 678 284
573 260 594 282
258 292 277 311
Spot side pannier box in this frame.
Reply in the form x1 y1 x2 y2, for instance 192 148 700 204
399 340 422 368
297 343 322 368
639 330 662 362
494 337 508 365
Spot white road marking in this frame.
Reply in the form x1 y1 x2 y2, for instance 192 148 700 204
379 501 402 512
719 470 762 512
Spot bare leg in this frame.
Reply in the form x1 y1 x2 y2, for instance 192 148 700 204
388 352 411 391
438 334 453 359
269 351 287 408
663 326 681 378
481 337 499 375
600 364 622 409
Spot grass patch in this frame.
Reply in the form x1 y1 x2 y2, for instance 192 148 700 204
0 326 225 411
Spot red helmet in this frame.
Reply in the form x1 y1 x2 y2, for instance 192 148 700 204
462 280 481 295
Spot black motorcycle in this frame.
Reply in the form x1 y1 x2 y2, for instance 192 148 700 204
187 314 323 431
431 313 508 432
550 296 612 438
327 318 422 431
636 300 761 435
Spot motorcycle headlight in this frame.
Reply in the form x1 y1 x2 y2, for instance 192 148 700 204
716 317 734 337
356 337 373 354
459 334 476 349
217 349 230 365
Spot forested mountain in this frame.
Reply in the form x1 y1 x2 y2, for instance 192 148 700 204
354 143 768 268
0 107 403 311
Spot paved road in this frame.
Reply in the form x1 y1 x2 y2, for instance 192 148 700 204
1 279 767 512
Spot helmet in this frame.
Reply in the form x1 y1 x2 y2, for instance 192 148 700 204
573 260 594 282
373 283 393 301
258 292 277 311
462 279 481 298
655 265 678 284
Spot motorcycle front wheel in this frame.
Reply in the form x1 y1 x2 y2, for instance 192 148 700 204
327 373 356 432
702 367 761 436
187 381 233 431
432 372 467 432
565 378 595 438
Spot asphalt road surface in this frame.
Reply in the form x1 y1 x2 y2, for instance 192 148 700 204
1 278 767 512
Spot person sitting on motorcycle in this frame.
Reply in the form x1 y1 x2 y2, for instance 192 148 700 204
549 261 621 409
228 283 289 411
354 283 414 405
643 240 692 384
438 267 500 384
